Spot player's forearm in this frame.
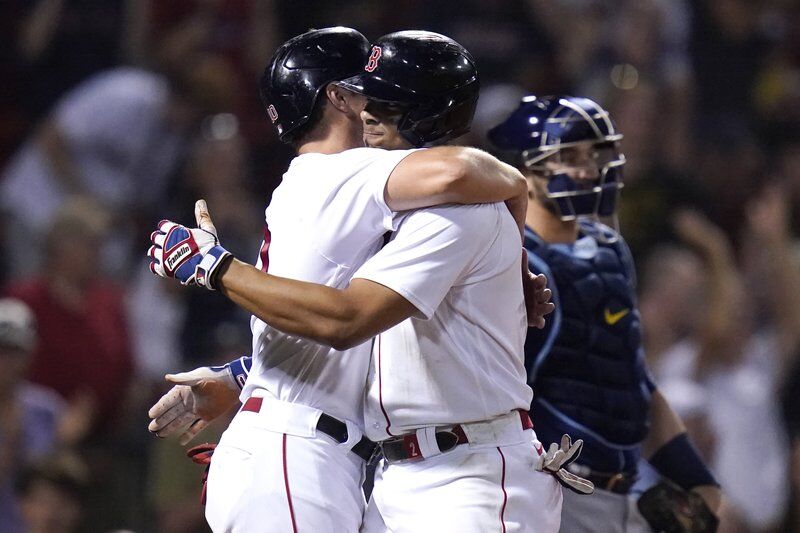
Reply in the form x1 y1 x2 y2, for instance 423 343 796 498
444 147 527 205
441 147 527 237
385 147 527 211
642 389 686 457
645 389 720 503
216 260 413 350
217 259 362 348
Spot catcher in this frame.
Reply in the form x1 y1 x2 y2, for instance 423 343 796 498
488 95 721 533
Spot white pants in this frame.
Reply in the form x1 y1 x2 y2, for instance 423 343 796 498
205 407 366 533
361 430 563 533
559 487 651 533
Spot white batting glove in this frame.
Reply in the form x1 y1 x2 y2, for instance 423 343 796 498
147 362 245 445
536 434 595 495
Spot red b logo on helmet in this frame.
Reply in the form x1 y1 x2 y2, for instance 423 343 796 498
365 46 382 72
267 105 279 123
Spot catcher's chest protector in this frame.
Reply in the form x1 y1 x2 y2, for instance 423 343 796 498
524 221 652 463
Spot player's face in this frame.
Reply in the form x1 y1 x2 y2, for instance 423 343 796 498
542 143 602 184
361 100 414 149
526 172 562 216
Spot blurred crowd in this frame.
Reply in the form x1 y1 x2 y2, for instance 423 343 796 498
0 1 798 532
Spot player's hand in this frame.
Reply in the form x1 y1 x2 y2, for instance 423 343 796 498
522 251 554 329
148 365 242 445
147 200 232 290
536 434 594 495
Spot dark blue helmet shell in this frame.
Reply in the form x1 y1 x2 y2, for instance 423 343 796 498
488 95 625 220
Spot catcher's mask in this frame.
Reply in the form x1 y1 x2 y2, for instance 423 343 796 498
488 95 625 221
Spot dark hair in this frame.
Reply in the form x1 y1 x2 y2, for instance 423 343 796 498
284 93 330 148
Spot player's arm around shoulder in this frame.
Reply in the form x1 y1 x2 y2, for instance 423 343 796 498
215 204 500 351
385 146 527 218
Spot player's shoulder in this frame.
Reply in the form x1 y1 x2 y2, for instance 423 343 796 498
288 147 418 178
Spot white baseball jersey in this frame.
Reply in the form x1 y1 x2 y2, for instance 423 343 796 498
353 202 534 441
240 147 417 425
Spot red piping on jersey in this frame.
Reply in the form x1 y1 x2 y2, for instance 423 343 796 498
259 224 272 272
498 447 508 533
282 434 299 533
377 336 395 436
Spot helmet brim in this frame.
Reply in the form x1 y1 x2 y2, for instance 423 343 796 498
338 73 419 104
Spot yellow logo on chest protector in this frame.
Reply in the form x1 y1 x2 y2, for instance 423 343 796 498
604 308 629 325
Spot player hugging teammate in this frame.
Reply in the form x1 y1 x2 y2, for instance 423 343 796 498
146 26 721 533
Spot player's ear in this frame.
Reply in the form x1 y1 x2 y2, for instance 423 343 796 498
326 84 363 115
325 84 348 112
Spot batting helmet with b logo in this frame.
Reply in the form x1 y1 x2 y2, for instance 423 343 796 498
338 31 479 147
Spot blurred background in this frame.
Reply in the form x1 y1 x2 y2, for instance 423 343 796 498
0 0 798 532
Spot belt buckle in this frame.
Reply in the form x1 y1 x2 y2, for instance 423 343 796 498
435 429 459 453
605 472 625 492
379 437 418 465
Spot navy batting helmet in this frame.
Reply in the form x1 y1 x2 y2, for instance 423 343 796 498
488 95 625 220
259 27 369 142
337 31 479 147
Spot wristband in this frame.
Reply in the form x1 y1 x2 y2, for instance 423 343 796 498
226 356 252 390
196 246 233 290
649 433 718 490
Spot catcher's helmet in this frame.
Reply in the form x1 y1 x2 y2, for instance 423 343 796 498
338 31 479 147
488 95 625 220
259 27 369 142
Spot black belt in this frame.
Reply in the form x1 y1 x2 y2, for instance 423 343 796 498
241 397 377 462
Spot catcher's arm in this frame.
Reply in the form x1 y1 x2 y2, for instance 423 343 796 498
644 389 721 515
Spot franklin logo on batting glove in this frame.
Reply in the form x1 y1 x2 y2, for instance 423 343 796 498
148 200 232 290
165 242 195 272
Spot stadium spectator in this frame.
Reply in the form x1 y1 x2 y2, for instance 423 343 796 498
0 298 66 533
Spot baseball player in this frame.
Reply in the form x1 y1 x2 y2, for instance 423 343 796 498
487 95 722 532
149 31 580 533
148 28 546 533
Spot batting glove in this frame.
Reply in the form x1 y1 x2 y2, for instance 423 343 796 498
148 200 232 289
147 358 248 445
536 434 595 495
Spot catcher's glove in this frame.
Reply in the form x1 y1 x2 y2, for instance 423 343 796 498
637 481 719 533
